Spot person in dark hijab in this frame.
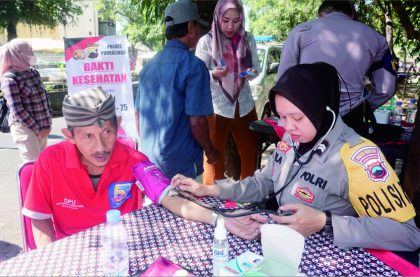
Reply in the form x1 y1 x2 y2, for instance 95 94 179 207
172 62 419 251
269 62 340 157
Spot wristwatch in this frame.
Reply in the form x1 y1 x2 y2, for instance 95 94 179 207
211 211 219 227
324 211 333 237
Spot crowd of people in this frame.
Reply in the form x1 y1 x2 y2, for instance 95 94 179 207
0 0 418 254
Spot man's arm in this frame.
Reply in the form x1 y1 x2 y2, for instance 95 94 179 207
189 115 219 164
366 49 396 110
276 27 301 81
160 195 263 240
161 195 212 224
31 218 55 247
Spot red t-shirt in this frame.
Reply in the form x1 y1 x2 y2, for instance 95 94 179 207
23 141 147 240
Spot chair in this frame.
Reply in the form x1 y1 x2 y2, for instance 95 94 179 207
17 161 36 251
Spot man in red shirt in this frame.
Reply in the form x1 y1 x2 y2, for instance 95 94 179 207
23 87 262 247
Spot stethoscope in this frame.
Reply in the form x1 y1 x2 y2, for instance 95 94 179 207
292 106 336 166
174 107 337 218
174 165 303 217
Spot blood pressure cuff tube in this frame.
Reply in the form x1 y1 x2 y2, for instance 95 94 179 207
132 160 172 204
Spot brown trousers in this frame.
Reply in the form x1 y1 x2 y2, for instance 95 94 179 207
203 107 258 185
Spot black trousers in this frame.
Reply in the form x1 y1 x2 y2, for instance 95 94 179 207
342 101 376 138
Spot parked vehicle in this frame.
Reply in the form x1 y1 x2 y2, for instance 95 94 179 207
250 37 282 119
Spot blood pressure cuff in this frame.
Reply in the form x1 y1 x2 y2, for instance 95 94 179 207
341 139 415 222
132 160 172 204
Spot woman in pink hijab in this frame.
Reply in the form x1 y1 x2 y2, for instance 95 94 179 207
195 0 260 185
0 39 52 162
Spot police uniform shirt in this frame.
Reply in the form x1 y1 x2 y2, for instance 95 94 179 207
276 12 396 115
217 117 419 251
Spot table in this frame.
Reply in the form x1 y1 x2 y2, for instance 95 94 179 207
0 198 401 276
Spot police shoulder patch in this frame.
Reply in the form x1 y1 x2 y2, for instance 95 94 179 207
350 145 389 182
340 139 415 222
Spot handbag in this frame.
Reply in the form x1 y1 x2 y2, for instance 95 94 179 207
0 96 10 133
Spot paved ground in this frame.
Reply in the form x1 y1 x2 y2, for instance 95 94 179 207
0 116 66 262
0 116 274 262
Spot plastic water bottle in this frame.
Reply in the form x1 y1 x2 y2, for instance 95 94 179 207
102 209 129 276
392 101 403 126
394 158 404 177
406 98 417 124
212 217 229 276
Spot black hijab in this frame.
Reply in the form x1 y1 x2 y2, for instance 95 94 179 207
269 62 340 155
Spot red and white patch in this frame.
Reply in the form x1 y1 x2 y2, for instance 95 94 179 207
293 187 315 204
277 141 291 153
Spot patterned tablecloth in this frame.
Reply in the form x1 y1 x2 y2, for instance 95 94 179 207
0 201 399 276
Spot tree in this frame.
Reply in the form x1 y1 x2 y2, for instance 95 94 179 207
0 0 83 41
243 0 419 61
356 0 419 60
131 0 172 24
95 0 166 51
244 0 322 41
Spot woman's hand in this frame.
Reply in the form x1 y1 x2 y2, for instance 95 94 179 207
225 215 263 240
171 174 220 197
211 66 228 79
244 68 257 81
269 203 326 237
38 128 51 139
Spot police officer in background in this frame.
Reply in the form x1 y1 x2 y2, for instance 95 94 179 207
276 0 396 138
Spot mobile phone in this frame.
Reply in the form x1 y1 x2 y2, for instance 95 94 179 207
240 71 256 78
218 59 226 70
278 210 295 216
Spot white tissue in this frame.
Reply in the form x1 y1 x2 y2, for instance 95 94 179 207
261 224 305 275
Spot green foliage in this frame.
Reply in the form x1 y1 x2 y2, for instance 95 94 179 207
244 0 419 60
0 0 83 40
95 0 419 58
357 0 419 60
95 0 167 50
134 0 172 23
243 0 322 41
